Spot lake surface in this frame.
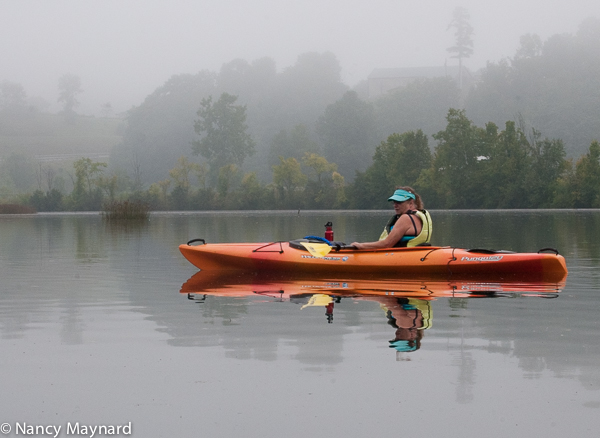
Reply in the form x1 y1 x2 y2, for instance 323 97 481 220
1 210 599 438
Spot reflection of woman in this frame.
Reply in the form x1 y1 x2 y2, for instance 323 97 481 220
380 297 432 352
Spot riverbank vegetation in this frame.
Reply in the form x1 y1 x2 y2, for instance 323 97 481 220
8 110 599 211
102 200 150 221
0 204 36 214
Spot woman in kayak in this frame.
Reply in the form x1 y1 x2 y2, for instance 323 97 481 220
351 186 432 249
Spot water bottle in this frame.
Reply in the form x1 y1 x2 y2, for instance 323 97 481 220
324 222 334 241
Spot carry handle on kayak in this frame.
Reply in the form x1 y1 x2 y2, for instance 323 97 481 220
186 238 206 246
538 247 559 255
253 241 285 253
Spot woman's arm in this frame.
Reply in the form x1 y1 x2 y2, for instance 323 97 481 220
352 215 418 249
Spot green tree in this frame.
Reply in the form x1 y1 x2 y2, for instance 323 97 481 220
217 164 242 201
0 153 36 193
447 7 474 89
316 90 377 180
112 72 217 187
112 53 348 186
332 171 347 208
552 160 576 208
0 81 27 111
169 156 203 190
349 130 431 208
194 162 209 190
70 158 106 210
374 77 460 142
97 174 119 202
514 34 543 60
525 131 568 207
192 93 255 183
573 140 600 207
236 172 269 209
430 113 568 209
432 109 488 208
466 18 600 158
302 152 337 184
302 152 341 208
269 125 320 165
271 52 348 130
57 74 83 119
168 157 206 209
268 124 320 166
484 121 530 208
272 157 308 208
348 169 383 209
147 179 172 210
214 54 346 182
379 131 431 188
29 188 63 212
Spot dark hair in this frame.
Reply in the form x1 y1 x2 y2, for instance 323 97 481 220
396 186 424 210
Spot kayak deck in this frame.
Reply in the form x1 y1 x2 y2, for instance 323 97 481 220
179 240 568 282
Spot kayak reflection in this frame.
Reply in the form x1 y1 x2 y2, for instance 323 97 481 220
181 270 565 300
180 271 565 354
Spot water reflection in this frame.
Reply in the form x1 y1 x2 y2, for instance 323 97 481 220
181 270 565 299
2 211 599 435
181 271 565 355
384 297 430 353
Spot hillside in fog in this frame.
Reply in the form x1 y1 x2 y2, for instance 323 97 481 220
107 19 600 186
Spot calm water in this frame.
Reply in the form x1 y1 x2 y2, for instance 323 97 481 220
1 210 599 438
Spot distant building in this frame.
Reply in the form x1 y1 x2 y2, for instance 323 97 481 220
367 66 463 99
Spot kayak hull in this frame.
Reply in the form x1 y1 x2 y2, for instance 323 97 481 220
179 241 568 282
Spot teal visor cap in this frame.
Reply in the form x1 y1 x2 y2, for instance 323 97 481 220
389 339 417 352
388 189 416 203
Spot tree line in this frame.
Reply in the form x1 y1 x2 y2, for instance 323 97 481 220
24 108 600 211
355 109 600 209
2 17 599 211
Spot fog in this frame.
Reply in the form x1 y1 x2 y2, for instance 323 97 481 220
2 0 599 115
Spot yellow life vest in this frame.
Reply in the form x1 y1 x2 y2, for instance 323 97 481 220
378 209 433 247
411 298 432 330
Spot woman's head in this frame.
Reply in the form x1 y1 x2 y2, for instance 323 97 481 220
388 186 424 210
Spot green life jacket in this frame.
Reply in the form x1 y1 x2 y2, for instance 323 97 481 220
378 209 433 247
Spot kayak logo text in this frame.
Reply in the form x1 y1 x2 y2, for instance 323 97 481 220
460 255 504 262
301 255 342 261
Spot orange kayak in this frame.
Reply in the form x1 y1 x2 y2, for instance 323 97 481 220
179 239 568 282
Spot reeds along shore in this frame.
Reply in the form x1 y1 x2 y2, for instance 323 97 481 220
102 200 150 221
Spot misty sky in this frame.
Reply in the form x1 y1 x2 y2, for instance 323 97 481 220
2 0 599 115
